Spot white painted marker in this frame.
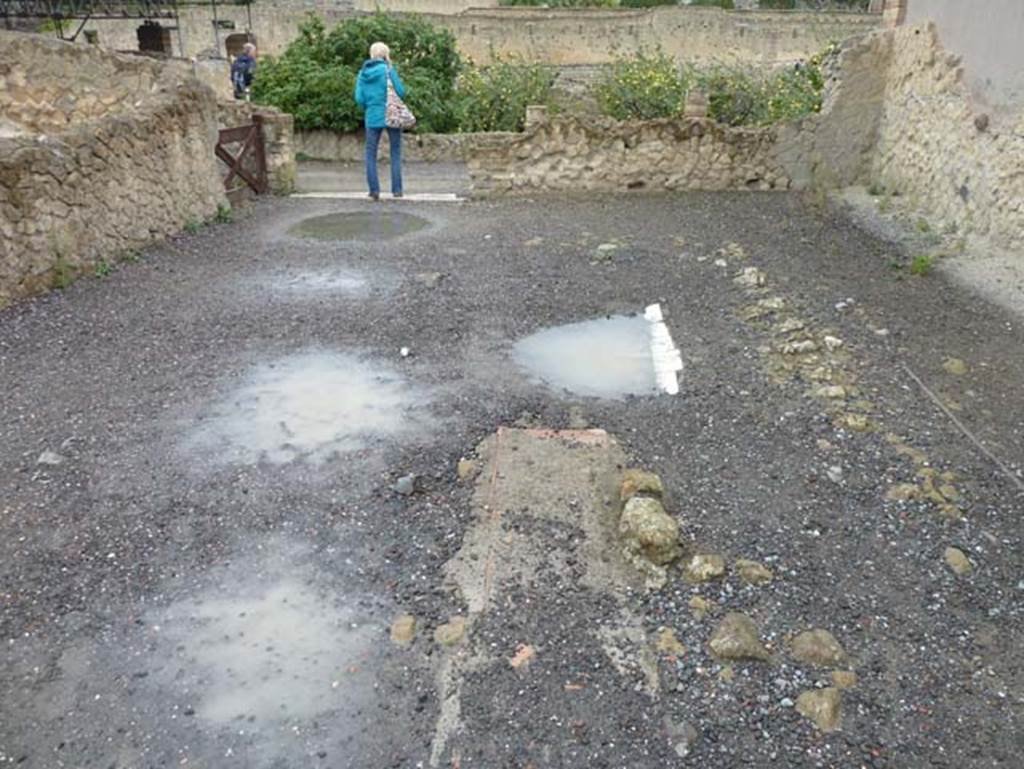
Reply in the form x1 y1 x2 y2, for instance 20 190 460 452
645 303 682 395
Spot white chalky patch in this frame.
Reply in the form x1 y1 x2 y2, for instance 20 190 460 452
185 351 433 465
645 303 682 395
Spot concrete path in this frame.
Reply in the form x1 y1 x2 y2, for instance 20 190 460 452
296 159 471 199
1 192 1023 768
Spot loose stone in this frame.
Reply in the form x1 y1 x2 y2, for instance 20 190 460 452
831 670 858 689
619 497 681 566
789 629 847 667
709 612 770 662
688 595 713 620
735 558 774 585
684 553 726 582
942 357 969 375
390 614 416 646
944 547 972 576
456 458 479 481
655 627 686 656
619 468 665 501
796 687 842 732
434 616 468 647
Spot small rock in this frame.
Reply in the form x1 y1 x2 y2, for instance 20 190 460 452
684 553 726 583
780 696 795 708
456 459 479 481
735 559 773 585
655 627 686 656
523 237 544 247
663 716 699 759
885 483 921 502
942 357 969 376
789 629 847 667
434 616 467 647
620 469 665 501
619 497 681 566
831 670 858 689
709 612 770 662
413 271 444 289
796 687 842 732
781 339 818 355
836 413 871 432
400 346 411 358
390 614 416 646
713 258 728 268
392 474 416 495
938 483 960 501
944 546 972 576
509 644 536 669
688 595 713 620
596 242 618 252
37 450 64 466
718 666 735 683
734 267 766 288
776 317 805 333
823 335 844 351
816 385 847 400
826 465 844 484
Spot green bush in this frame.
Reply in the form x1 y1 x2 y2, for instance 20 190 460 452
594 51 690 120
456 58 556 132
252 13 461 134
696 44 831 125
686 0 735 8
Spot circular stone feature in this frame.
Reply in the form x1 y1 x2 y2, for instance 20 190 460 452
288 211 429 242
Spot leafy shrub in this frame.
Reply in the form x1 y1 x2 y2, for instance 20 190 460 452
686 0 735 8
253 13 461 134
456 58 556 132
696 44 831 125
594 51 690 120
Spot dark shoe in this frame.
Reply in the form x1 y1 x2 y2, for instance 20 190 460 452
393 192 404 199
368 192 380 201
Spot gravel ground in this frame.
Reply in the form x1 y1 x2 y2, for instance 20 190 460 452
1 191 1022 768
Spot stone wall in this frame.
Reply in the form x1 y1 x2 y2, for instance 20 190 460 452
467 113 789 196
296 129 479 164
427 7 880 67
0 31 232 305
871 24 1024 250
0 81 226 304
771 29 894 190
82 3 878 66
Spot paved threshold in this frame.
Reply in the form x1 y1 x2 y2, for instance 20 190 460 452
291 191 464 202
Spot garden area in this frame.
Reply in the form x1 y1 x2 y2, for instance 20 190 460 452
252 13 838 137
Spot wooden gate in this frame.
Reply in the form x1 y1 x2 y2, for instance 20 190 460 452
216 117 268 196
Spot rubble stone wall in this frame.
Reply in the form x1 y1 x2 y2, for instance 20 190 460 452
296 129 478 164
871 24 1024 250
467 115 789 196
0 31 230 305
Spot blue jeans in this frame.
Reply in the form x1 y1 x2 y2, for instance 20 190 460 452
365 127 403 196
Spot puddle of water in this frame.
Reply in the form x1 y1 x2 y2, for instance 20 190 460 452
157 579 378 726
186 351 432 464
279 269 368 293
514 314 658 399
288 211 429 242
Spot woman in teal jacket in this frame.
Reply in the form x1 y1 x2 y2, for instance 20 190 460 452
354 42 406 200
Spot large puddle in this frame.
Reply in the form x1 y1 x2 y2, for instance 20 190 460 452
185 351 432 464
513 306 681 399
288 211 429 242
142 543 384 762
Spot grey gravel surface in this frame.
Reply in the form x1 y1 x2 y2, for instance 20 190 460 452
1 192 1022 768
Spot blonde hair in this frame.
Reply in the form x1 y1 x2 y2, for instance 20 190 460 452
369 42 390 61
